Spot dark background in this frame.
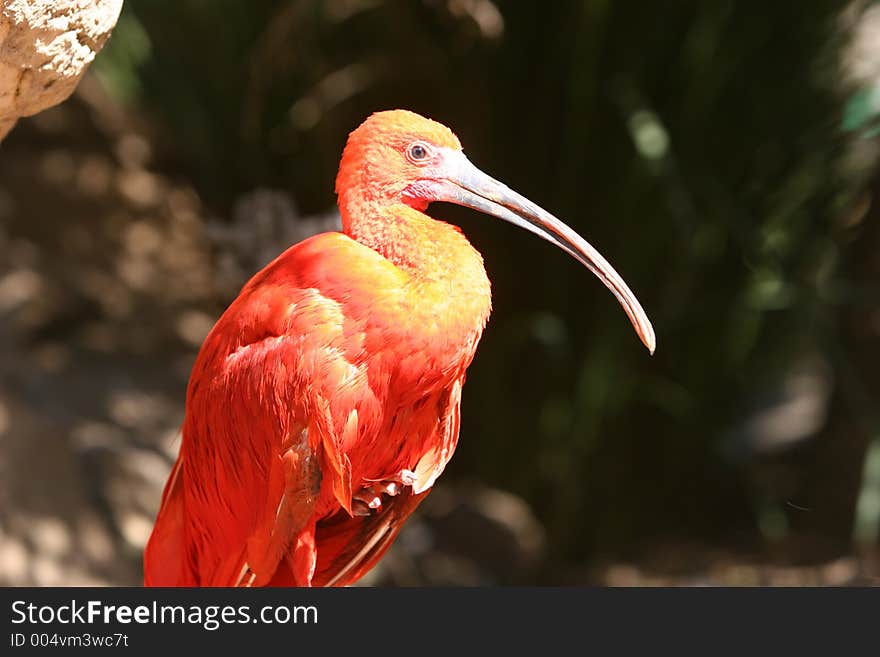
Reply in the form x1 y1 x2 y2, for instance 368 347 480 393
1 0 879 585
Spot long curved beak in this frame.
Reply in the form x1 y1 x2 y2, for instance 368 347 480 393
423 150 655 354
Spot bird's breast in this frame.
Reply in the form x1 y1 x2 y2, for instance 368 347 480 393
381 241 491 387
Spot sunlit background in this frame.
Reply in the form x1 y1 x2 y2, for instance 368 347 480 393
1 0 879 585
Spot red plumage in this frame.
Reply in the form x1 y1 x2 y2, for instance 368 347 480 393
144 109 653 587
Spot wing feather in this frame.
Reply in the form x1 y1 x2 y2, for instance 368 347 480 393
144 232 469 587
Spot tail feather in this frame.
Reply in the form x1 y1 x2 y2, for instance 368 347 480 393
143 455 193 586
314 488 427 587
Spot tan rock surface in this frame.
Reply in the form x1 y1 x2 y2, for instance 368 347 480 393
0 0 122 139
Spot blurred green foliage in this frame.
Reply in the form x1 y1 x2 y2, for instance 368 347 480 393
94 0 879 564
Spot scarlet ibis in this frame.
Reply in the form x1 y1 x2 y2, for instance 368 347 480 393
144 110 654 587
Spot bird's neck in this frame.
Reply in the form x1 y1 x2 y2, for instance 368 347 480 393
340 197 473 277
340 197 491 323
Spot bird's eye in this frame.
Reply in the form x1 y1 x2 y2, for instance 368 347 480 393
407 143 430 162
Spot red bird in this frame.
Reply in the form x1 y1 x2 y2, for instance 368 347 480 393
144 110 654 587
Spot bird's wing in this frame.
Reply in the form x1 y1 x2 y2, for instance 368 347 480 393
143 448 188 585
145 232 411 587
310 376 463 587
145 316 333 587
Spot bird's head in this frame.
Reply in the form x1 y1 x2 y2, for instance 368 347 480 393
336 109 462 212
336 109 655 354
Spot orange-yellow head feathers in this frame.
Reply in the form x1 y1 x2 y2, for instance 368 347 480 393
336 110 462 224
